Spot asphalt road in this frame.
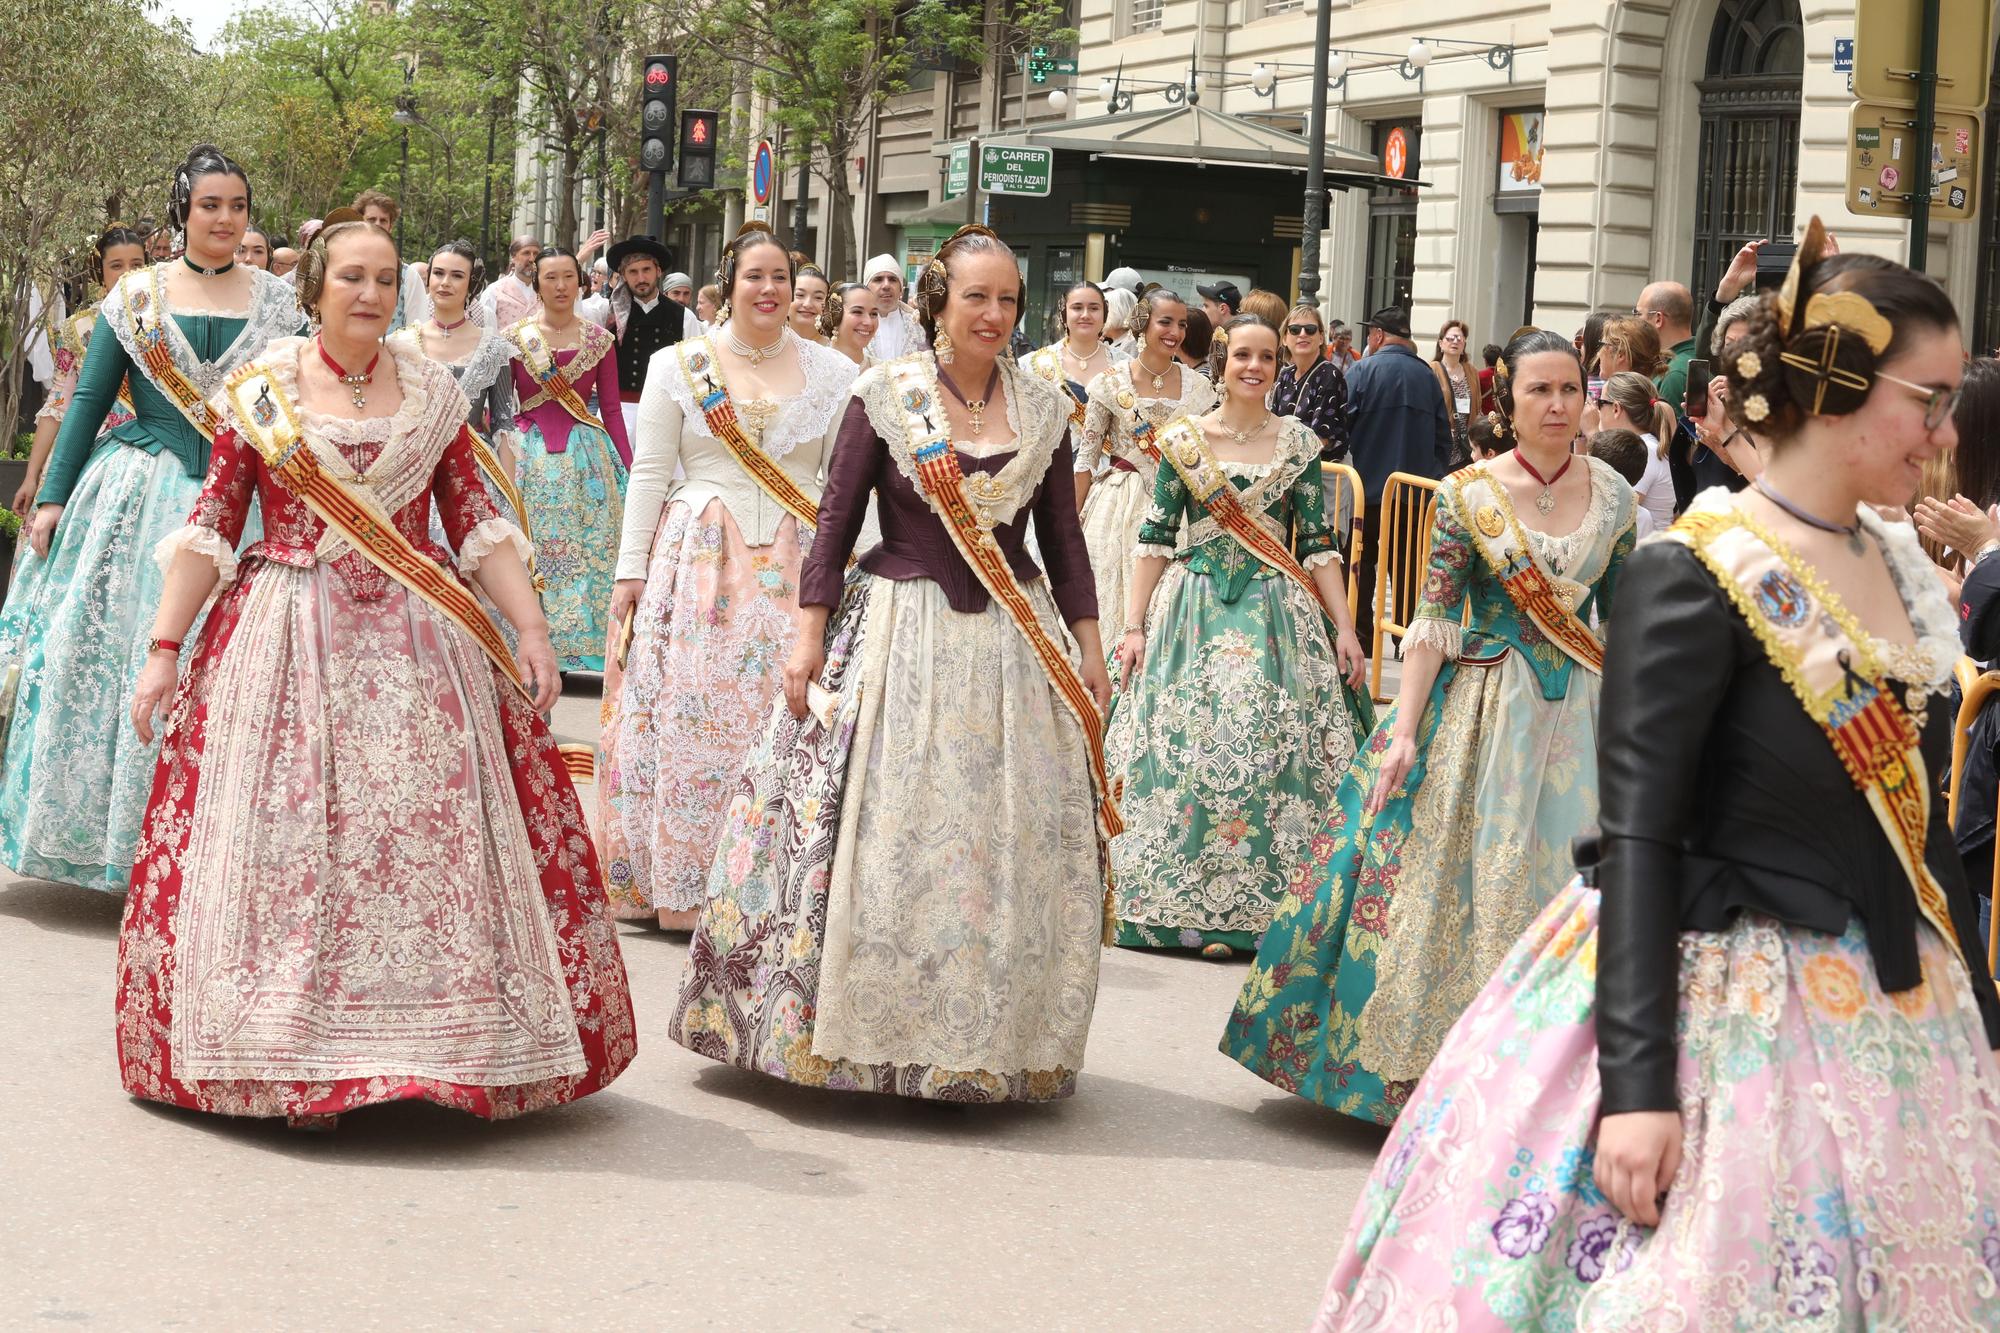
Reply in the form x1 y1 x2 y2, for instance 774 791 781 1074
1 678 1391 1331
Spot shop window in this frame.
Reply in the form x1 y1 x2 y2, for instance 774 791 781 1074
1689 0 1803 303
1365 120 1419 313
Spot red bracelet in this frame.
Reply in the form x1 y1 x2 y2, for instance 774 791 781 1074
148 638 182 655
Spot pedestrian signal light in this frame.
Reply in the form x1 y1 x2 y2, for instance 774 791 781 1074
640 54 676 176
678 109 719 189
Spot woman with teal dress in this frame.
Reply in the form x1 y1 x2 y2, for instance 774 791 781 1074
1109 315 1371 958
0 146 301 891
503 244 630 671
1224 328 1635 1123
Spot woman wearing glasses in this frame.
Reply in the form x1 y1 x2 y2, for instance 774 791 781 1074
1306 222 1999 1328
1272 305 1348 462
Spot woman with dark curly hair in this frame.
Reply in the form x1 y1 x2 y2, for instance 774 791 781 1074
0 147 302 893
1303 219 1999 1329
671 223 1115 1103
1225 325 1637 1127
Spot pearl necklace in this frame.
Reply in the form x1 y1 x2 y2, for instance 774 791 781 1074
1135 352 1173 392
728 326 789 365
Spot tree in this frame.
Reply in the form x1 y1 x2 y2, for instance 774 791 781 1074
661 0 1073 273
0 0 208 438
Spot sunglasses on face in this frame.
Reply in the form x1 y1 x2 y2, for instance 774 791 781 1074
1874 370 1962 430
1286 324 1322 336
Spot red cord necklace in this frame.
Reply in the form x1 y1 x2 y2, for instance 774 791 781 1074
316 336 380 409
1515 449 1573 515
429 314 470 333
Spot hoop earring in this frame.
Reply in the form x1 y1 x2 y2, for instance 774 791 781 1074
934 329 956 363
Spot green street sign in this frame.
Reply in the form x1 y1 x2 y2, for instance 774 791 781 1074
944 142 971 200
978 145 1054 197
1023 48 1078 85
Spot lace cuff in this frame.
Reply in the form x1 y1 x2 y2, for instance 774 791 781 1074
1134 543 1177 561
154 524 239 587
35 397 67 424
458 517 532 574
1402 616 1462 659
1302 548 1342 570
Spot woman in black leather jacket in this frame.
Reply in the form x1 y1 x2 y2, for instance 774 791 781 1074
1304 223 2000 1330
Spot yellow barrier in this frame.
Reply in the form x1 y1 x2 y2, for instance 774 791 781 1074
1370 472 1440 703
1948 656 2000 974
1318 461 1365 619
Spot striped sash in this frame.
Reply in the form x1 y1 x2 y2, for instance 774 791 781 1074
1451 466 1607 675
677 337 819 527
1155 417 1329 605
510 318 608 430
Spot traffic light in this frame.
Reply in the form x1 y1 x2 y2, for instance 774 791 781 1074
640 54 676 176
678 109 718 189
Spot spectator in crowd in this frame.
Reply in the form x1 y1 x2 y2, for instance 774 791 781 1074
1103 265 1144 299
1637 278 1698 411
1711 294 1760 359
1274 302 1347 462
1431 318 1477 468
1596 315 1666 379
485 234 542 328
351 188 431 330
696 284 720 325
662 271 696 308
860 254 926 359
1177 307 1213 371
1587 427 1654 534
1576 310 1612 382
1343 305 1452 644
236 226 271 270
1478 342 1501 414
1467 410 1512 461
1586 370 1678 535
1197 280 1241 325
270 245 298 280
1241 288 1289 329
1104 286 1138 358
144 225 175 261
1329 319 1360 365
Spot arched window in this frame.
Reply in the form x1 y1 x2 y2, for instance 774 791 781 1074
1690 0 1804 302
1976 46 2000 355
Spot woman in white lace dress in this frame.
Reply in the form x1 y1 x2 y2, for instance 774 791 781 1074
1076 288 1217 652
598 224 859 928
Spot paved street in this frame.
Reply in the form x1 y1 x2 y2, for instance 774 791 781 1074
1 679 1388 1331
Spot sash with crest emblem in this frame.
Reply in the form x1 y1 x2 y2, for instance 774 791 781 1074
676 336 820 528
1449 466 1608 675
1024 345 1087 430
121 267 224 441
1154 417 1331 606
509 318 609 431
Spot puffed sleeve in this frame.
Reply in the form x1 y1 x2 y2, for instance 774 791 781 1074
153 424 259 586
39 310 131 506
1033 432 1099 624
1402 479 1476 658
616 353 686 580
35 343 81 425
596 343 631 468
798 397 882 610
1596 540 1737 1114
1290 440 1338 570
1077 370 1114 472
1134 452 1190 555
434 424 528 574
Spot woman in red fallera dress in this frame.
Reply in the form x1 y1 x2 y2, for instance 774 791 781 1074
114 219 635 1126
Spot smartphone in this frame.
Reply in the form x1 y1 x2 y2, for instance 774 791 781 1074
1683 358 1711 419
1587 376 1605 403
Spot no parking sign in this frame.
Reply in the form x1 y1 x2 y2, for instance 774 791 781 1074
752 139 774 206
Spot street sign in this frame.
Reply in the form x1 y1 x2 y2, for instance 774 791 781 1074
978 145 1053 197
1383 127 1410 179
944 142 971 200
751 139 774 206
1854 0 1992 112
1023 46 1078 85
1833 38 1853 73
1846 99 1981 221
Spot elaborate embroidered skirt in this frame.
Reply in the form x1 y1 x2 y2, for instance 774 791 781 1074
1312 879 2000 1330
518 421 626 671
1224 647 1598 1123
598 497 806 914
1078 467 1150 651
669 569 1106 1102
115 555 636 1119
1109 562 1360 950
0 444 206 891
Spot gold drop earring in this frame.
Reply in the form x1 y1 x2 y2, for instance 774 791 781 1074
934 329 956 363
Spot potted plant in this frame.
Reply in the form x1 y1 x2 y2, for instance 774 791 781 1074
0 431 28 603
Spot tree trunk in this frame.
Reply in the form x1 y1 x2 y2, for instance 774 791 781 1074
821 161 856 280
555 136 582 249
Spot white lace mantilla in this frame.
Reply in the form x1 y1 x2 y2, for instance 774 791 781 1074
857 353 1067 530
393 326 515 400
1178 417 1322 555
102 263 303 407
651 326 859 463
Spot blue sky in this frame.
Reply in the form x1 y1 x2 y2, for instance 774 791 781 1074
153 0 239 51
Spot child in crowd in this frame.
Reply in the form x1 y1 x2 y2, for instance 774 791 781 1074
1590 427 1653 535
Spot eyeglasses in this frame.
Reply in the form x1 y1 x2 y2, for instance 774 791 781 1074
1875 370 1962 430
1286 324 1322 336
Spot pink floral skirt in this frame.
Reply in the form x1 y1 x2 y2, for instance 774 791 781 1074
597 497 806 913
1314 878 2000 1330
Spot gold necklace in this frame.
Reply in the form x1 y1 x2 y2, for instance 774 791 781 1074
1135 353 1172 391
727 326 789 365
963 395 989 433
1221 412 1270 445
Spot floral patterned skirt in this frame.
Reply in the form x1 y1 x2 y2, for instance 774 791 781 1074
1079 467 1150 651
669 570 1106 1102
518 422 625 671
598 497 805 913
1223 648 1598 1124
1312 879 2000 1330
1109 563 1359 950
115 560 637 1120
0 444 205 891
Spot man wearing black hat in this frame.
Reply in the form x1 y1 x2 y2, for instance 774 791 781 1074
605 235 693 438
1343 305 1453 644
1197 280 1241 325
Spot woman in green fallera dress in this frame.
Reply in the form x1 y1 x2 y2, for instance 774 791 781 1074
1110 316 1372 958
1224 328 1636 1122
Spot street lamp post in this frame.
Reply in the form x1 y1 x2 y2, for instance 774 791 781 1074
1296 0 1334 307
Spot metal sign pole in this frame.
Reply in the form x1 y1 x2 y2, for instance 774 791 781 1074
1910 0 1940 269
1296 0 1334 306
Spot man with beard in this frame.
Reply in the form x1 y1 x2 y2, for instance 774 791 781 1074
485 234 543 328
604 235 696 438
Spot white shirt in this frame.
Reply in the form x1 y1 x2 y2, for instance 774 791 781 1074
1633 433 1676 536
867 305 926 361
25 284 57 386
577 293 612 328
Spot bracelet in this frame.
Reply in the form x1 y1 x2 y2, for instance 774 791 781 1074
148 638 182 655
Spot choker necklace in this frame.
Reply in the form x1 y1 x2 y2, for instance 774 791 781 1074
1754 477 1867 556
937 364 1002 435
1220 412 1270 446
316 337 381 409
429 314 470 333
727 326 789 365
183 255 234 278
1515 450 1574 515
1135 352 1172 392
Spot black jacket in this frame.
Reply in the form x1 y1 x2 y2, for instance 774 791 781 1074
1955 551 2000 852
1594 541 2000 1115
